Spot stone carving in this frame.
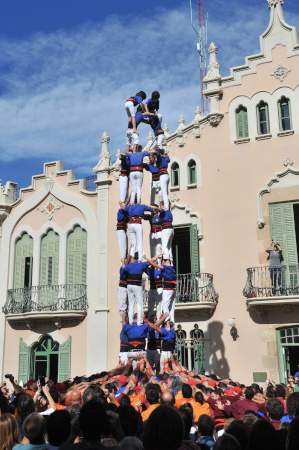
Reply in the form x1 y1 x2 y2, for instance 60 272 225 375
271 63 291 82
208 114 222 127
44 176 55 192
40 197 61 220
112 149 121 180
267 0 284 9
203 42 221 82
163 123 169 138
284 157 293 166
171 193 180 203
93 132 111 172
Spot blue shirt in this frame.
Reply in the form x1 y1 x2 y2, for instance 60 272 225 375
160 209 173 223
119 267 127 281
160 327 176 343
124 204 153 218
126 151 150 166
123 322 151 339
146 266 161 281
128 111 145 129
146 98 160 111
128 95 143 106
124 261 148 275
120 328 129 345
161 265 176 281
144 213 161 226
150 115 162 132
143 163 158 175
156 152 170 169
117 209 129 222
120 156 131 170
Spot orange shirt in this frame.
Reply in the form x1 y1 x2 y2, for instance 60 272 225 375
25 389 36 397
175 397 196 408
193 402 211 422
55 403 67 410
141 403 159 422
130 393 143 413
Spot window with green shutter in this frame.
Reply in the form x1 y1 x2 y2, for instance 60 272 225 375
257 101 270 135
67 227 87 284
172 225 199 274
40 230 60 308
14 234 33 289
269 203 298 266
188 160 197 185
278 97 292 131
18 338 32 385
236 106 249 139
171 163 180 187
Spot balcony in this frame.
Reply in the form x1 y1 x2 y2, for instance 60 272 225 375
243 265 299 316
2 284 88 329
143 272 218 317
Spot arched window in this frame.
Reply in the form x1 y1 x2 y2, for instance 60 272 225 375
278 97 292 131
14 233 33 289
171 163 180 187
40 230 60 286
257 101 270 135
236 106 249 139
188 160 197 185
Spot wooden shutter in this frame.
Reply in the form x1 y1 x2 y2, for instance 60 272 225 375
58 336 71 382
236 108 248 139
67 227 87 284
190 224 199 273
14 234 33 288
269 203 298 266
18 338 31 385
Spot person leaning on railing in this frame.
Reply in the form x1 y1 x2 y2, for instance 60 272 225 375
266 240 284 295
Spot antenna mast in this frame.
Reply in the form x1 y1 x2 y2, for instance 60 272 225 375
190 0 208 115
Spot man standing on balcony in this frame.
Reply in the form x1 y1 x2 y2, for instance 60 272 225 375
266 240 283 295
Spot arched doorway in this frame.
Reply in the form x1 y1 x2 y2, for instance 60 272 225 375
33 336 59 383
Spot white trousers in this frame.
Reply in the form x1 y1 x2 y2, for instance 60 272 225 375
118 286 128 316
157 113 163 125
159 173 169 209
125 101 135 118
116 229 128 259
150 134 165 151
126 129 139 147
130 171 143 203
160 351 173 366
161 228 174 260
149 231 162 259
119 352 128 364
127 284 144 325
119 176 129 204
162 289 176 323
150 180 162 205
128 223 143 261
148 288 163 320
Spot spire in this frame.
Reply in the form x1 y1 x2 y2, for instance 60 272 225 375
203 42 221 82
93 131 111 174
267 0 284 9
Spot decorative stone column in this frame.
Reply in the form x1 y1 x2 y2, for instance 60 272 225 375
203 42 224 126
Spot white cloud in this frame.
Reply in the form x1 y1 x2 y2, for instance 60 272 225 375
0 1 298 176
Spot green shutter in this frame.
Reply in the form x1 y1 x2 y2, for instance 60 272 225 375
58 336 71 382
14 234 34 289
190 224 199 273
236 108 248 139
40 230 60 307
67 227 87 284
269 203 298 266
18 338 31 385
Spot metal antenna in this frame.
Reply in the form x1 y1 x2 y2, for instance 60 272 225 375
190 0 209 116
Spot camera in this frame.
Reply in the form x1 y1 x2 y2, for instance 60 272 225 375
38 376 45 387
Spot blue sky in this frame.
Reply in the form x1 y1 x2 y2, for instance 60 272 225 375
0 0 298 188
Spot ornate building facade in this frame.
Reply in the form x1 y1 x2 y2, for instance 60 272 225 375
1 0 299 384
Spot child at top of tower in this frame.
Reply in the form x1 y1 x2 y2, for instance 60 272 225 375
145 91 163 125
125 91 147 135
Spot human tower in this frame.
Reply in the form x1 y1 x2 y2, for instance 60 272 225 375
116 91 177 330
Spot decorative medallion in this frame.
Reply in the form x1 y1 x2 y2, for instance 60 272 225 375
40 197 60 220
271 63 291 82
44 176 55 192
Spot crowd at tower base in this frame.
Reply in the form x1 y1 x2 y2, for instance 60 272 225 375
1 359 299 449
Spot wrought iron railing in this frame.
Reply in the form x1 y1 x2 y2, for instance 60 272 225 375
84 175 97 191
142 272 218 307
243 265 299 298
3 284 88 315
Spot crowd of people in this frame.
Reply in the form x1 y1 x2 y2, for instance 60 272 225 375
1 358 299 449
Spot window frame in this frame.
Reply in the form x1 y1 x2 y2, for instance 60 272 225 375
278 97 292 132
236 106 249 139
171 162 180 188
256 101 270 135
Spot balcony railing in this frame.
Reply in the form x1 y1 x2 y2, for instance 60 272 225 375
142 272 218 307
3 284 88 315
243 265 299 298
